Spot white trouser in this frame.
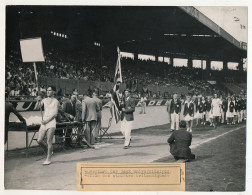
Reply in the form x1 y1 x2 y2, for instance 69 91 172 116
238 111 243 123
171 112 180 130
121 118 133 146
221 109 225 123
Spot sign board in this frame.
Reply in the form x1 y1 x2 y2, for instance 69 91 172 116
20 37 45 62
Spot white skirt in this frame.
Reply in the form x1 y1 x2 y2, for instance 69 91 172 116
212 107 221 117
184 114 194 121
208 111 214 119
194 111 202 119
226 111 234 118
206 111 210 121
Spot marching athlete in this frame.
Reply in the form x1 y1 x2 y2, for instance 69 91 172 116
211 93 222 128
184 94 194 132
37 86 59 165
169 94 181 131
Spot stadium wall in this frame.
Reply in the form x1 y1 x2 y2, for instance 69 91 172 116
11 99 172 112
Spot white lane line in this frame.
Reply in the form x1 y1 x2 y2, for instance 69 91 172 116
152 125 245 162
191 125 245 149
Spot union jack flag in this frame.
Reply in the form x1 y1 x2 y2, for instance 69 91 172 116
110 47 122 123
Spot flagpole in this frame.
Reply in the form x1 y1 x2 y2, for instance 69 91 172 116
33 62 43 120
110 46 123 123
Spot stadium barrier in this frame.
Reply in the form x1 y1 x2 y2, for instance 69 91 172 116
9 99 172 112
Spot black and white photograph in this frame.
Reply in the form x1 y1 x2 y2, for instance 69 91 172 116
1 0 251 193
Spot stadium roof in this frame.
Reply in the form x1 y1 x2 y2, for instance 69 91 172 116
6 6 247 62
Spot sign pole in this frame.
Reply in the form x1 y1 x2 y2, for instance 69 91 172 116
33 62 43 120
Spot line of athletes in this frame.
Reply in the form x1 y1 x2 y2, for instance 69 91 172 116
167 93 247 132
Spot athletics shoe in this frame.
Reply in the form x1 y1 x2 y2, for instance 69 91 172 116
123 146 129 149
42 160 51 165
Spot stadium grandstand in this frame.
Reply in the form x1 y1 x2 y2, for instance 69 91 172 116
6 6 247 99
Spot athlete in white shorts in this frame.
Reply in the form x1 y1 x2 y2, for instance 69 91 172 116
37 86 59 165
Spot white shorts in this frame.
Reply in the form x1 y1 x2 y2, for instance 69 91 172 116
40 118 56 130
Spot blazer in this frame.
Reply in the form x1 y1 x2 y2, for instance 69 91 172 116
75 100 82 122
242 99 246 110
184 101 194 116
205 100 212 112
62 100 76 117
235 100 242 112
82 97 99 122
236 100 243 112
222 100 228 112
228 101 235 112
167 130 193 159
121 97 135 121
202 101 207 112
196 101 204 113
93 96 103 118
169 99 181 114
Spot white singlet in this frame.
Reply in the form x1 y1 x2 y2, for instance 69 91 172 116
40 98 59 130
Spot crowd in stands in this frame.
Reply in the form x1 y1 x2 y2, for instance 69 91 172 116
121 58 222 96
5 48 246 98
38 49 114 82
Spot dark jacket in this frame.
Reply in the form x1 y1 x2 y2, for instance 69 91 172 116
62 100 76 117
169 99 181 114
236 100 242 112
75 100 82 122
121 97 135 121
222 100 228 112
167 130 193 159
234 100 240 112
202 101 207 112
198 102 204 113
206 100 212 112
184 101 194 116
242 99 246 110
228 101 235 112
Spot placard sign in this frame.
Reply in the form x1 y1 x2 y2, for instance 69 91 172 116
20 37 45 62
